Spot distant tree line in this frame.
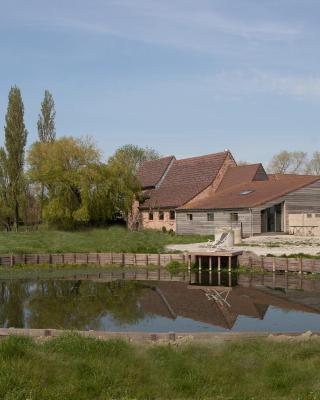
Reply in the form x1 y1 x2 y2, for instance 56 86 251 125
1 86 160 231
240 151 320 175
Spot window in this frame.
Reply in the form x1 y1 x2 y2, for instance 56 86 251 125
159 211 164 220
169 210 175 220
307 213 313 219
148 212 153 221
230 213 238 222
187 213 193 221
316 214 320 218
207 213 214 221
240 189 254 196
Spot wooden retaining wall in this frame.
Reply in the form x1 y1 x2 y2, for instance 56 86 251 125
0 252 187 268
238 253 320 274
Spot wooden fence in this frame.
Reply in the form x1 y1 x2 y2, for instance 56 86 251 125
238 253 320 274
1 251 320 274
0 252 187 268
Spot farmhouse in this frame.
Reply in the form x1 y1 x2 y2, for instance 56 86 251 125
133 150 320 237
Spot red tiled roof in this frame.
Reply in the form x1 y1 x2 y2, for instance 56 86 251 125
218 164 268 191
139 151 231 209
137 156 175 189
181 172 320 210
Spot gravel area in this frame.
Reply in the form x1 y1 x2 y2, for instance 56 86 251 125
167 235 320 256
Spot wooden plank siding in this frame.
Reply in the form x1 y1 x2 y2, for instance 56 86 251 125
251 180 320 235
177 180 320 236
176 209 252 236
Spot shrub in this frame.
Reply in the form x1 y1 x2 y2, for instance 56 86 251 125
162 226 167 233
166 260 188 274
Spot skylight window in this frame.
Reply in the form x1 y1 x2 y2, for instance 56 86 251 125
240 190 254 196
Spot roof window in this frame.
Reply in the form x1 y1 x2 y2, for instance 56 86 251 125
240 189 254 196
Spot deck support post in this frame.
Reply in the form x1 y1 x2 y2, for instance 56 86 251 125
209 270 212 285
218 271 221 286
228 272 232 287
228 256 232 272
187 255 191 272
198 256 202 272
218 257 221 272
209 257 212 272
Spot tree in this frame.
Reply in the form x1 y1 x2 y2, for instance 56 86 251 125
28 137 101 228
306 151 320 175
3 86 28 231
37 90 56 142
268 150 307 174
109 144 161 175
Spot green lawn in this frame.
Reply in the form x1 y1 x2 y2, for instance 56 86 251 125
1 334 320 399
0 226 209 254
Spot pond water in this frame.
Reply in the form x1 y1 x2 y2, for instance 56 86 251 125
1 270 320 332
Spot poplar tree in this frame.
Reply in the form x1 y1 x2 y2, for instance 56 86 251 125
37 90 56 142
4 86 28 231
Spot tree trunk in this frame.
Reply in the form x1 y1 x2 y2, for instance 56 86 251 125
14 200 19 232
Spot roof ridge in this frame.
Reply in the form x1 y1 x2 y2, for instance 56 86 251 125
176 151 229 162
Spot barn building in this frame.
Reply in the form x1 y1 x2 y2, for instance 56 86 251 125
132 150 320 237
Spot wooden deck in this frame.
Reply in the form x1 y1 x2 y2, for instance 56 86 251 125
186 250 243 272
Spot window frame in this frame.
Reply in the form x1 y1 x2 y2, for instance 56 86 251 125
207 213 215 222
148 212 154 221
169 210 175 220
187 213 193 221
159 210 164 220
230 212 239 222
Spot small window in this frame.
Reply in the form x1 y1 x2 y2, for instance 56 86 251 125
240 190 254 196
187 213 193 221
316 214 320 218
148 212 154 221
159 211 164 220
169 210 175 220
230 213 238 222
207 213 214 221
307 213 313 218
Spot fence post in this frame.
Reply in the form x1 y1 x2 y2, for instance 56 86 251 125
122 253 125 266
10 255 13 267
285 258 289 273
299 258 303 274
261 256 264 270
158 254 161 266
272 257 276 273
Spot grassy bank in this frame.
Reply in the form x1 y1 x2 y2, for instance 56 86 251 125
0 226 209 254
1 334 320 399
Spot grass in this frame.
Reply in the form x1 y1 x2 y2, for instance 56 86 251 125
1 334 320 399
0 226 209 254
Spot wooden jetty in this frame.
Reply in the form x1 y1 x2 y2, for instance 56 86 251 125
186 250 243 272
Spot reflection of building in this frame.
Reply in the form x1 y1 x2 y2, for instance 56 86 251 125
139 280 319 330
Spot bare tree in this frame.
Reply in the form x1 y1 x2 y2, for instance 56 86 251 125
268 150 307 174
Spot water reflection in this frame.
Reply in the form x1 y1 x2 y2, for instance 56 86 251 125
0 271 320 332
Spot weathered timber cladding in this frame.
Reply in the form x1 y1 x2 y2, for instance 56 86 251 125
251 180 320 234
177 180 320 236
176 209 252 236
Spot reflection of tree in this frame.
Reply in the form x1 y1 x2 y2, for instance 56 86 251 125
0 281 30 328
25 280 145 330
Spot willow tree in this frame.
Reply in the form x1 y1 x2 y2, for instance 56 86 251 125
3 86 28 231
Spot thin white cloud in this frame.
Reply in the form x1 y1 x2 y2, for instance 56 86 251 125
202 71 320 98
0 0 301 53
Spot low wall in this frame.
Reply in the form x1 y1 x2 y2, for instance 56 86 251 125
239 253 320 274
0 252 187 268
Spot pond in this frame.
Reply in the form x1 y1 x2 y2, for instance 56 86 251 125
1 270 320 332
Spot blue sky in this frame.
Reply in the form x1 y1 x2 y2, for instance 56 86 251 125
0 0 319 164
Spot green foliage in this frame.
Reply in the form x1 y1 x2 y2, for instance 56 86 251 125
108 144 160 175
37 90 56 142
2 86 28 231
1 335 320 399
166 260 188 274
28 139 144 228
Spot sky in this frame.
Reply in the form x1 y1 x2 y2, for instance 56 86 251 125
0 0 320 164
